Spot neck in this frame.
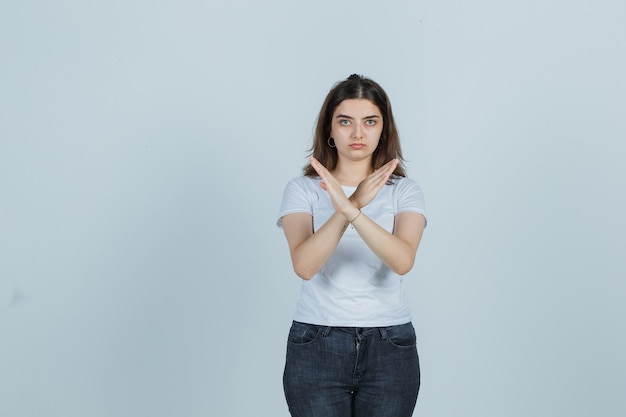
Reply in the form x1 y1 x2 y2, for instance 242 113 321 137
332 158 373 186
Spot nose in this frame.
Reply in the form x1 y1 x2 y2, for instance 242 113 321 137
353 123 363 140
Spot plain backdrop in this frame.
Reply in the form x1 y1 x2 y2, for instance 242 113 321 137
1 1 625 416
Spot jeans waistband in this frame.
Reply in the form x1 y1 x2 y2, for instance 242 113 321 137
293 321 409 340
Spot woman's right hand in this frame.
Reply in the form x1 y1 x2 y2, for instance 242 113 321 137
350 159 398 209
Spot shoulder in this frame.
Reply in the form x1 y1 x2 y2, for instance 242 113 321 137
389 176 427 215
282 175 320 195
280 175 324 202
286 175 319 188
390 176 423 194
278 176 323 227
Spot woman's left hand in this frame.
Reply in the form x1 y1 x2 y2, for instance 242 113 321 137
349 158 398 209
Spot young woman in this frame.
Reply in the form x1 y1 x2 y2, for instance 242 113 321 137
277 74 427 417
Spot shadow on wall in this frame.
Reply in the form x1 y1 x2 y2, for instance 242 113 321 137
0 286 28 313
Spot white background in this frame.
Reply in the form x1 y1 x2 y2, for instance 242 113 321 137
1 1 625 416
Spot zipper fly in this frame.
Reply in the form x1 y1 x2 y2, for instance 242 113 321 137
352 336 363 388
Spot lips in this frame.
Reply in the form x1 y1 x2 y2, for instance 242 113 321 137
350 143 365 149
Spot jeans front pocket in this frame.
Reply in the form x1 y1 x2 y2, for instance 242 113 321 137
384 322 417 348
287 321 323 346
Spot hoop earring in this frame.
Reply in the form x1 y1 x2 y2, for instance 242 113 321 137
327 137 336 148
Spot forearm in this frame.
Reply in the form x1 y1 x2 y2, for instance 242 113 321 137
289 212 350 280
350 213 419 275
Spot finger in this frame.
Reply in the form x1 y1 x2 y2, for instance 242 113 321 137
381 158 398 172
311 156 328 169
368 160 396 183
373 160 398 187
371 159 397 177
311 158 341 193
377 159 398 180
313 159 340 186
310 158 326 177
310 157 328 187
311 157 332 179
383 159 398 178
376 158 396 170
387 159 398 176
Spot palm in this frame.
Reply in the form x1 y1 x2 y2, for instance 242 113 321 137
350 159 398 208
310 157 398 213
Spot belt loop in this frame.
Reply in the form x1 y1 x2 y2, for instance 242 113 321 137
321 326 332 337
379 327 389 341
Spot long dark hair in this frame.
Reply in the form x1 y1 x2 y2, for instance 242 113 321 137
303 74 406 177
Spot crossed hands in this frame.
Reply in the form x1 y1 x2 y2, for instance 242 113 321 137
310 156 399 221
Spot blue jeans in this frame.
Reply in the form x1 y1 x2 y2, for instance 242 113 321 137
283 321 420 417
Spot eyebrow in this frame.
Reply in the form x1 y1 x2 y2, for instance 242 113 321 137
335 114 381 119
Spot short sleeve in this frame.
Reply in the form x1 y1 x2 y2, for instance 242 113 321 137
395 178 427 225
276 177 315 228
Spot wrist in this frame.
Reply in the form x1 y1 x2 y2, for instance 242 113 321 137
347 209 361 223
348 197 362 210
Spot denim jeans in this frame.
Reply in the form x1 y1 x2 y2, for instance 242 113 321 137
283 321 420 417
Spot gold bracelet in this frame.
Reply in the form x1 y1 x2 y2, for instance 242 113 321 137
348 210 362 223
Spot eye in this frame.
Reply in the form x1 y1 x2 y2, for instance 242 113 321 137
365 119 377 126
339 119 351 126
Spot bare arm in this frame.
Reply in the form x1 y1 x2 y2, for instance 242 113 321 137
284 210 425 279
282 157 424 279
281 211 349 280
350 211 426 275
310 156 425 275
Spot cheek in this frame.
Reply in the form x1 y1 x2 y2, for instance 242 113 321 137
371 126 383 139
331 127 347 139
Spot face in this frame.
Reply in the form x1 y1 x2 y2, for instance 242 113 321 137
330 98 383 164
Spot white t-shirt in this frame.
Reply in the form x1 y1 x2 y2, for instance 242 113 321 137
277 175 426 327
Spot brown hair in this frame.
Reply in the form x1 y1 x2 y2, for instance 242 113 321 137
303 74 406 178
